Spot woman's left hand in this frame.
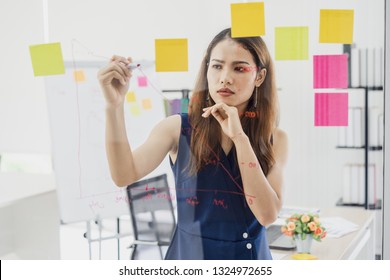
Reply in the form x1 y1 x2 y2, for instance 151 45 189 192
202 103 245 139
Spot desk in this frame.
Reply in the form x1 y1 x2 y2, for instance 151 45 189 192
271 207 376 260
0 173 60 259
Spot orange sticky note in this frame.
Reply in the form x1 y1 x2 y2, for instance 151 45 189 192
73 70 86 82
142 98 152 110
29 42 65 76
231 2 265 38
126 91 136 103
319 9 354 44
155 39 188 72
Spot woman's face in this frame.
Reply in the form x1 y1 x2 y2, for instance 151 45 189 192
206 39 265 113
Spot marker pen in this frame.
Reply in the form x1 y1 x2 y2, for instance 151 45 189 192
127 63 141 70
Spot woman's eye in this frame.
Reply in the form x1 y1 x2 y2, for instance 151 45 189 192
211 64 222 70
235 66 252 72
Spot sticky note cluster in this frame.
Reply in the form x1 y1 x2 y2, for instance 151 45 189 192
125 89 153 117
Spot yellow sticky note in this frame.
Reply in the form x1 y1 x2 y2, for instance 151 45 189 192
126 91 136 103
319 9 354 44
275 27 309 60
29 42 65 76
291 253 318 260
231 2 265 38
73 70 86 82
129 104 141 116
141 98 152 110
155 39 188 72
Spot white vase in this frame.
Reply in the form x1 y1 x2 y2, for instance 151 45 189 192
295 234 313 253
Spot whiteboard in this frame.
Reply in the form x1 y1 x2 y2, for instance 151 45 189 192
45 61 171 223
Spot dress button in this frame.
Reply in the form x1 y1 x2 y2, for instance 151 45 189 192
243 232 248 239
246 243 252 249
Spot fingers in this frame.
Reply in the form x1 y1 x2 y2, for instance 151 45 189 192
98 55 133 85
202 103 232 118
110 55 132 64
100 71 127 86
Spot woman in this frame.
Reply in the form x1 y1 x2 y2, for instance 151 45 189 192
98 28 288 259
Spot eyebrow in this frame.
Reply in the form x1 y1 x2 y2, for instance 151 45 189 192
211 59 251 65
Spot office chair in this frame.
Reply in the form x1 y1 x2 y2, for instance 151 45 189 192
126 174 176 259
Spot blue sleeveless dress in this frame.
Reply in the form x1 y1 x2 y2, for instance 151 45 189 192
164 113 272 260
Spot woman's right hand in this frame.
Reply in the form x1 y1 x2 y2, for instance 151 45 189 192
97 55 133 109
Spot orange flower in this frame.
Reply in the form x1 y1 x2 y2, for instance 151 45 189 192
287 221 296 231
308 221 317 231
301 214 310 223
315 227 323 235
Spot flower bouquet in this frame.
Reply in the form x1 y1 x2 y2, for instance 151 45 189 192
281 213 326 254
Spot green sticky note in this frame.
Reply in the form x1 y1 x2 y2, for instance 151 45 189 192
129 104 141 116
29 42 65 76
319 9 354 44
231 2 265 38
155 39 188 72
275 26 309 60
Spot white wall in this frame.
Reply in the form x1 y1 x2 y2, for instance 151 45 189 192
0 0 386 248
0 0 50 153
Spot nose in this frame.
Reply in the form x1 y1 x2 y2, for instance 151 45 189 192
219 68 233 85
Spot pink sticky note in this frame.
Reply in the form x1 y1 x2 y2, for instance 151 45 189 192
315 93 348 126
313 55 348 88
137 76 148 87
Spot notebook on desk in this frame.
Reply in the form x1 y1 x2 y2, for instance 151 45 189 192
266 225 296 250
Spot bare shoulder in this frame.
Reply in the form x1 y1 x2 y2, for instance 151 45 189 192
272 128 288 164
155 114 181 131
273 128 288 146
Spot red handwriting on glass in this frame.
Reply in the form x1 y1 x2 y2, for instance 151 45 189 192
145 184 156 191
157 192 176 201
89 200 105 214
213 198 228 209
248 162 257 168
186 196 200 206
114 195 130 204
204 158 218 165
237 111 259 118
142 193 153 200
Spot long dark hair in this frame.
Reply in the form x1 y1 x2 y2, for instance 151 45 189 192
188 28 278 176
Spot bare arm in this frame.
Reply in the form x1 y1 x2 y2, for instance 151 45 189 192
98 55 180 187
233 128 288 226
203 103 288 226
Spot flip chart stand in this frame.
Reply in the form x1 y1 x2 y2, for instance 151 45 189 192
83 216 131 260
